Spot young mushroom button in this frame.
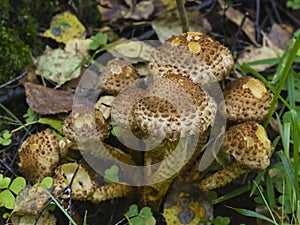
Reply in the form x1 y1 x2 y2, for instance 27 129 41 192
199 121 272 192
224 76 274 123
99 60 140 95
149 32 234 85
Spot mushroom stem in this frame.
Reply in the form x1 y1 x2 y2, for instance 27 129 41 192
176 0 189 32
198 161 248 192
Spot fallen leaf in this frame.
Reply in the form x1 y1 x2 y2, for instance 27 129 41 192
121 1 154 20
110 40 157 63
13 185 50 215
152 9 211 42
65 38 92 60
267 23 293 50
36 48 82 86
237 42 283 72
43 11 86 44
24 82 74 115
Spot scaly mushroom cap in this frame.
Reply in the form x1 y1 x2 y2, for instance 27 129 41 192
52 163 96 200
128 74 217 142
62 106 109 143
224 76 274 122
99 60 140 95
199 121 272 192
222 121 272 170
149 32 234 85
18 130 61 184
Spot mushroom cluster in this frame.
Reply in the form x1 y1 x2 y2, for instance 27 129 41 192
16 31 275 224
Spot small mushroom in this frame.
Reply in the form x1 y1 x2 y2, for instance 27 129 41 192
224 76 274 123
149 32 234 85
199 121 272 192
52 162 132 201
99 60 140 95
18 130 62 184
62 106 109 144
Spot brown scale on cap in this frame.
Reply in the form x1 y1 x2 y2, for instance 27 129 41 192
128 74 217 142
18 130 61 184
149 32 234 85
199 121 272 192
99 60 140 95
62 106 109 143
224 76 274 123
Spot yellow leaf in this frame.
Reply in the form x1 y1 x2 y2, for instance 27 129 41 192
43 11 86 44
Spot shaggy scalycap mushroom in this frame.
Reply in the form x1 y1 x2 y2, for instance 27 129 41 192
53 162 132 201
149 32 234 85
62 106 109 143
126 74 217 142
18 130 61 184
199 121 272 192
99 60 140 95
224 76 274 122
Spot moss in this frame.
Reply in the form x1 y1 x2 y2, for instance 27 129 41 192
0 24 31 84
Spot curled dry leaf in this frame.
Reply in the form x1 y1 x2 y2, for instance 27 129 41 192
24 82 73 114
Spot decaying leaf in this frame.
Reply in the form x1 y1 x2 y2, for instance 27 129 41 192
24 82 74 115
267 23 293 50
43 11 86 44
11 209 56 225
237 39 283 72
122 1 154 20
110 40 157 63
65 38 92 60
36 48 82 86
151 10 211 42
13 185 50 215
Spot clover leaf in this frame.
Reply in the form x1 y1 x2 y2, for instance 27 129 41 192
90 33 108 50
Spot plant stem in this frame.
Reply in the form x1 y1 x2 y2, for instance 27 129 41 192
176 0 189 33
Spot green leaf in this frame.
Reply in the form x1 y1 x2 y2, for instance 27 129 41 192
0 190 15 209
104 165 119 183
213 216 230 225
9 177 26 195
0 175 11 189
139 207 153 218
23 108 36 123
130 216 145 225
89 33 107 50
38 117 63 133
126 204 139 218
40 177 53 189
0 130 12 146
227 206 276 224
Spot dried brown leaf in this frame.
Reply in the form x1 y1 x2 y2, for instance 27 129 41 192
24 82 74 115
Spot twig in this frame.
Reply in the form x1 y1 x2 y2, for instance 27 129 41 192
176 0 189 33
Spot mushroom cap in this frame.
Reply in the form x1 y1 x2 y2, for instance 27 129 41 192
224 76 274 122
99 60 140 95
221 121 272 170
62 106 109 143
149 32 234 85
52 162 96 200
112 74 217 142
18 130 60 184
